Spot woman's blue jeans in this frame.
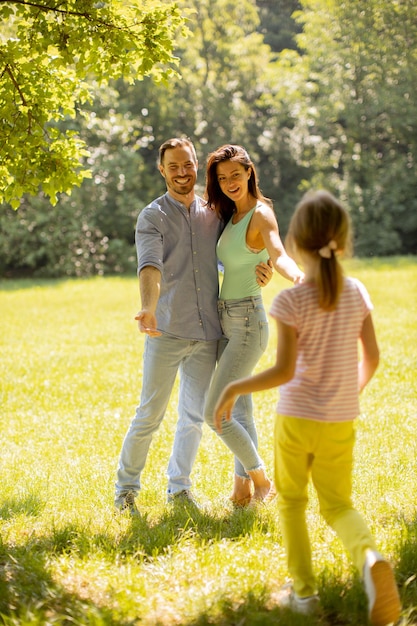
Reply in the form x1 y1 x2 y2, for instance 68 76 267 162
204 296 269 479
115 334 218 501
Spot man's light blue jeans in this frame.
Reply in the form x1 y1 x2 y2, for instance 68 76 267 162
115 334 218 502
204 296 269 479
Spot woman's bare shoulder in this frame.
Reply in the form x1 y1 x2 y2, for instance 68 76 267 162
252 201 277 226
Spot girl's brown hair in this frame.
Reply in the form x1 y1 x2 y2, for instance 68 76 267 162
205 144 270 223
286 190 352 311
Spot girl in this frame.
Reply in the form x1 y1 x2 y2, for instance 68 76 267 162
204 144 303 506
214 190 401 625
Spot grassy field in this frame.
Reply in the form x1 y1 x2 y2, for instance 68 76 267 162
1 257 416 626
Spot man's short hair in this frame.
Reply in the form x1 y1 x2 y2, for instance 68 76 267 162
158 137 197 166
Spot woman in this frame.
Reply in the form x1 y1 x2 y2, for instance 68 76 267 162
204 144 303 506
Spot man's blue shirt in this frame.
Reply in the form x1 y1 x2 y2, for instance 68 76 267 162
136 192 223 341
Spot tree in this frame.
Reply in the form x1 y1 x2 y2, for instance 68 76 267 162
256 0 301 53
2 0 415 277
274 0 417 254
0 0 186 208
0 0 315 277
125 0 307 217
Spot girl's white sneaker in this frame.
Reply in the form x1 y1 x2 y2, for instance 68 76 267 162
276 583 320 615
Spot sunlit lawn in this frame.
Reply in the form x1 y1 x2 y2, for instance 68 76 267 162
1 257 416 625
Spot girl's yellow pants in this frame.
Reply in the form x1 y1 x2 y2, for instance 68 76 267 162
274 415 377 597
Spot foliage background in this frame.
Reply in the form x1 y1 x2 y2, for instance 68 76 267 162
1 0 417 277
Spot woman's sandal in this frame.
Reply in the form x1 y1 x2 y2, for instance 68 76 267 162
229 494 252 508
248 484 277 509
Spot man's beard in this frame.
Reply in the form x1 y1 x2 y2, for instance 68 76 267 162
169 180 194 195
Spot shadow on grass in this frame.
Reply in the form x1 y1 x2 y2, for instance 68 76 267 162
0 534 362 626
0 495 44 519
0 496 273 624
114 501 269 558
395 514 417 624
0 275 136 292
1 497 416 625
0 537 135 625
184 591 323 626
0 277 71 292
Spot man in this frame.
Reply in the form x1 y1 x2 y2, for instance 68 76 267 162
114 137 271 514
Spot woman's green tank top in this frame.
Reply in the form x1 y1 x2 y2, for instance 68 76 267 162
217 203 268 300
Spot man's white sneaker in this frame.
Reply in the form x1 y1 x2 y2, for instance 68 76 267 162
115 490 140 516
276 583 320 615
363 549 401 626
167 489 200 508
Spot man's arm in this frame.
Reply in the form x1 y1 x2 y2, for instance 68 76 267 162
256 259 273 287
135 266 162 336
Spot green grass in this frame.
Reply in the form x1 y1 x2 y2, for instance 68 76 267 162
1 257 417 626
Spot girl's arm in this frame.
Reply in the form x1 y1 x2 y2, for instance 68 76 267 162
358 312 380 392
214 320 297 432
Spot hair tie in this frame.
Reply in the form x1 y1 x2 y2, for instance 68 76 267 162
318 240 337 258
